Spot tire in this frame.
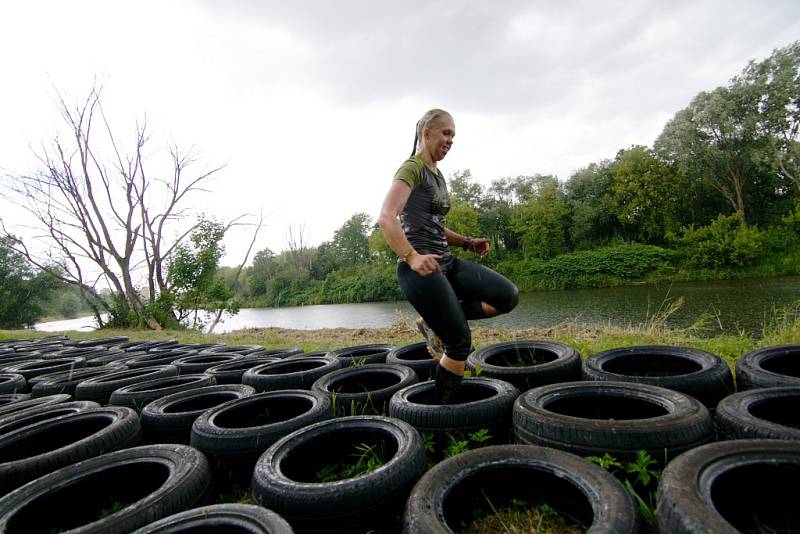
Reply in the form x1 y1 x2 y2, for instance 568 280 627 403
0 400 100 436
312 363 419 416
582 345 734 408
205 357 280 385
73 336 130 348
199 345 267 356
0 393 70 418
0 444 211 534
242 356 342 392
513 381 714 461
469 340 582 391
0 394 29 409
111 339 178 353
715 386 800 440
49 347 111 360
252 415 426 533
29 366 127 399
130 503 294 534
75 365 179 405
385 342 438 381
191 389 331 486
118 350 200 370
140 385 256 445
0 374 26 394
0 357 88 387
403 444 641 534
736 344 800 390
109 374 217 412
656 439 800 533
388 377 520 455
86 351 146 367
172 354 240 375
0 405 141 492
327 344 397 366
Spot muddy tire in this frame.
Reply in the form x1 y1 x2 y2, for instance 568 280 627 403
468 340 581 391
252 415 425 533
241 356 342 392
656 439 800 533
191 389 331 486
130 503 294 534
582 345 734 408
735 344 800 390
140 384 256 445
312 363 418 416
0 406 141 492
109 374 217 412
0 444 211 534
385 342 438 381
513 381 713 461
404 444 641 533
715 386 800 440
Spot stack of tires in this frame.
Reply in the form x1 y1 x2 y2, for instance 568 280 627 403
0 336 797 533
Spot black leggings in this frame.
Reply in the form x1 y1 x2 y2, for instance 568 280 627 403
397 256 519 361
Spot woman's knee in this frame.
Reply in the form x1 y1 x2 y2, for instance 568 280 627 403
495 283 519 314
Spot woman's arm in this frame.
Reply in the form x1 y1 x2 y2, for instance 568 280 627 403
444 227 490 257
379 180 443 275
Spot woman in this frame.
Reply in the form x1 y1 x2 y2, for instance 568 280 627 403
378 108 519 404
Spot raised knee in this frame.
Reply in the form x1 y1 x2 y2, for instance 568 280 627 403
498 284 519 314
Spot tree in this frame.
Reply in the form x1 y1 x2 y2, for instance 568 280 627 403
448 169 484 207
564 161 618 249
331 213 372 265
0 237 58 328
510 176 570 259
1 86 244 329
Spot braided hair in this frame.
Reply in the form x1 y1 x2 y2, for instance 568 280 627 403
410 108 450 157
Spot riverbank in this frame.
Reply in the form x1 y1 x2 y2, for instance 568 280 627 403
8 306 800 368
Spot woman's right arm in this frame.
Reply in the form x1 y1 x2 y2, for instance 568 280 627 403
378 180 442 276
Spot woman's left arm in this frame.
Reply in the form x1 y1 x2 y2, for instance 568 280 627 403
444 227 490 258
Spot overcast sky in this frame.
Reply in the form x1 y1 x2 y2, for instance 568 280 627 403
1 1 798 267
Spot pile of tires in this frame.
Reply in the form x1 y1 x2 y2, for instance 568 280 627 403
0 335 797 533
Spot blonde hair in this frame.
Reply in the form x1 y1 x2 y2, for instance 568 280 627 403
411 108 451 156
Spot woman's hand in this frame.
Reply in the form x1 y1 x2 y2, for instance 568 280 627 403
408 252 443 276
469 238 490 258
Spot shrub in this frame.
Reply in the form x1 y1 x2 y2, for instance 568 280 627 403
668 213 763 269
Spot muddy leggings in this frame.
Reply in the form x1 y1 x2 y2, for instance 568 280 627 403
397 255 519 362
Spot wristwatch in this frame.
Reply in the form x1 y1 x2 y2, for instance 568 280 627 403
462 237 472 251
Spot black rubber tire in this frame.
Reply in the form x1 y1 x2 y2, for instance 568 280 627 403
312 363 418 416
403 443 641 533
327 344 397 366
0 393 30 409
172 354 240 375
131 503 293 533
28 366 127 399
656 439 800 533
0 357 87 386
715 386 800 440
112 339 179 353
582 345 734 408
199 345 267 356
468 340 582 391
86 351 146 367
241 355 342 392
0 374 26 394
735 344 800 390
0 400 100 436
388 377 520 455
140 384 256 445
0 443 211 534
0 393 70 418
75 365 179 405
0 405 141 492
117 350 200 370
73 336 130 348
205 357 280 385
513 380 714 461
108 374 217 412
385 342 438 381
48 347 111 360
252 415 426 533
191 389 331 486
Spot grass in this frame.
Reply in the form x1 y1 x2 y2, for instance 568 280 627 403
460 498 584 534
315 442 385 482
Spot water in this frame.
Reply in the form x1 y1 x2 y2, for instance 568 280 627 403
36 276 800 336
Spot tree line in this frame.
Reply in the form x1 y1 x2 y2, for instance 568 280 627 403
1 41 798 329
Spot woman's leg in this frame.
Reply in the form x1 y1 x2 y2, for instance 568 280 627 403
447 258 519 320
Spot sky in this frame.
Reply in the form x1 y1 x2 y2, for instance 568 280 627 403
1 0 799 268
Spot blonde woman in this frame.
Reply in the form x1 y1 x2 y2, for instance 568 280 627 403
379 109 519 404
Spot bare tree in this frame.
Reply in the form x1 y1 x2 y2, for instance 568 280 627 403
0 86 231 329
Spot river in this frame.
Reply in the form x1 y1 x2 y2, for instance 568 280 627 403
35 276 800 336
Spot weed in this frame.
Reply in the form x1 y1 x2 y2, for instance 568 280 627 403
421 431 435 454
442 429 493 458
98 500 125 519
315 442 384 482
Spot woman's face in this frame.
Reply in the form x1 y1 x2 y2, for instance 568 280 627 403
425 115 455 162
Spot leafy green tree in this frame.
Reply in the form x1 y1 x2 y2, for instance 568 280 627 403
448 169 484 207
0 237 58 328
510 176 570 259
564 161 618 249
332 213 372 265
368 225 396 265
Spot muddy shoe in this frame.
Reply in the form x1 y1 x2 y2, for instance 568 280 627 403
416 317 444 361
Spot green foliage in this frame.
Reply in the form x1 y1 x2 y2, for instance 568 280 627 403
443 429 493 458
669 213 764 269
510 175 570 259
0 238 59 328
315 442 384 482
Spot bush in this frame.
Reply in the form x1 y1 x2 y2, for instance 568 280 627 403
668 213 763 269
